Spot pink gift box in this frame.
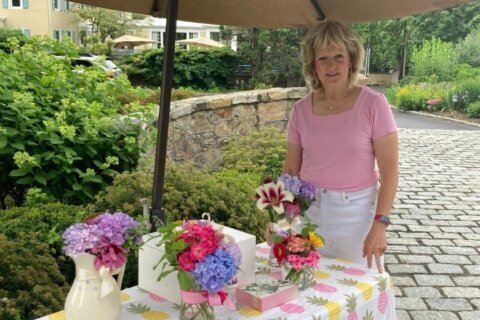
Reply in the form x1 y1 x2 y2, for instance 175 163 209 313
235 275 299 311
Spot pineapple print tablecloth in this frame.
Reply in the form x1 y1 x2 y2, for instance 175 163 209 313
39 243 395 320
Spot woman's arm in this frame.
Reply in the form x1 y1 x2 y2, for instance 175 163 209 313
363 131 399 273
283 143 303 176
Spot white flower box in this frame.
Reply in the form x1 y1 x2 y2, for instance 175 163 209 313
138 224 256 304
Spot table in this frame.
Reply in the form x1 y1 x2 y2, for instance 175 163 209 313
39 243 396 320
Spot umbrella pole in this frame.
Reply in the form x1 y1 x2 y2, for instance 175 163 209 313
151 0 178 227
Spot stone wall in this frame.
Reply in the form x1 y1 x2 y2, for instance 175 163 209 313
164 87 308 167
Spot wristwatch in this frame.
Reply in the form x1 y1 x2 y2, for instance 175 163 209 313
374 214 391 227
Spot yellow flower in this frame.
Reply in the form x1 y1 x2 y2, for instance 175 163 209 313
309 231 324 248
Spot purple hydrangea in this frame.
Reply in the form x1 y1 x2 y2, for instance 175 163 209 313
279 174 302 196
222 241 242 267
192 249 237 293
279 174 316 201
62 223 102 256
300 180 316 201
95 212 138 245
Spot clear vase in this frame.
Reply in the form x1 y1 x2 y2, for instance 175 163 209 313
179 301 215 320
64 253 125 320
283 264 316 291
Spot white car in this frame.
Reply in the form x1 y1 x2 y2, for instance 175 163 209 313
70 55 122 78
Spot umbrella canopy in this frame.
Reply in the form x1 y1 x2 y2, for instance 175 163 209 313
71 0 472 27
112 34 158 48
176 37 225 48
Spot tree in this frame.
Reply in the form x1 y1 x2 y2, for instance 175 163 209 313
71 7 138 42
353 1 480 77
225 27 306 88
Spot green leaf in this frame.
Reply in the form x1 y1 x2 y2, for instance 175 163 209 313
0 135 7 148
11 142 25 150
9 167 31 177
83 175 103 183
35 175 47 185
72 183 83 191
16 176 35 184
177 271 193 290
102 168 119 176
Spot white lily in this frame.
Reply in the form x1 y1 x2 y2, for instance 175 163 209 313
255 181 294 214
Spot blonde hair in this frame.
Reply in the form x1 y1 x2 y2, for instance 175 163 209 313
301 19 365 92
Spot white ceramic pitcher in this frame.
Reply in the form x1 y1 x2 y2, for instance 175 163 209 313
65 253 125 320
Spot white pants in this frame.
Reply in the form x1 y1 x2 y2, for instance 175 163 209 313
301 184 381 266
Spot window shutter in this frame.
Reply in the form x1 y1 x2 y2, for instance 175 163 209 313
60 0 65 11
23 0 29 9
24 29 30 37
71 31 75 43
3 0 8 9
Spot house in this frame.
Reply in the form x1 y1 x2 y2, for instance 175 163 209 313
133 17 236 50
0 0 80 43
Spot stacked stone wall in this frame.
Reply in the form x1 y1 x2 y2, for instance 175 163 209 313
161 87 308 166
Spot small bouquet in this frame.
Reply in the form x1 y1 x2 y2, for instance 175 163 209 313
255 173 316 226
271 220 324 290
62 211 142 271
157 219 241 320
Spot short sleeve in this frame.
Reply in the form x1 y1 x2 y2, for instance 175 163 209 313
372 94 397 141
287 103 301 145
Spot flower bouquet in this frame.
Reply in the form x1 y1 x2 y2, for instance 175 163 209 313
271 220 324 290
62 211 143 320
256 173 316 226
156 220 241 320
255 173 318 266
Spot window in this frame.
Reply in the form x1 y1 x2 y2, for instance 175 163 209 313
53 0 60 10
64 0 70 10
209 32 220 42
176 32 187 41
10 0 22 8
152 31 162 48
188 32 198 39
53 30 61 41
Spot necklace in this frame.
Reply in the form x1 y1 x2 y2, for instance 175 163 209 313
323 89 350 110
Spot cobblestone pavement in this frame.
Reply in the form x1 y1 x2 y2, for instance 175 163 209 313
387 128 480 320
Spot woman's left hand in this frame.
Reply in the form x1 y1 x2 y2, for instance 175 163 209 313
363 222 388 273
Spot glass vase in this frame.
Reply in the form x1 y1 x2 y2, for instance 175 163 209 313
179 300 215 320
283 264 316 291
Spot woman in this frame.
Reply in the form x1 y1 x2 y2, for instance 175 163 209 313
284 20 398 273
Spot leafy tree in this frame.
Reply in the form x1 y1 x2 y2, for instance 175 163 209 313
225 27 306 88
353 1 480 76
457 27 480 67
409 37 457 82
71 7 137 42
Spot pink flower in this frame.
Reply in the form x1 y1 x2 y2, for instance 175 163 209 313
92 242 127 271
284 200 301 218
178 251 196 271
255 181 294 214
190 243 210 261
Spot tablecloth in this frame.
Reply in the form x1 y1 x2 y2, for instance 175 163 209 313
39 243 396 320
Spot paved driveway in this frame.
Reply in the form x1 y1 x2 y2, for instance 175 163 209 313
388 128 480 320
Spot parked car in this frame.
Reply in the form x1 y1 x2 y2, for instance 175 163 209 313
70 55 122 78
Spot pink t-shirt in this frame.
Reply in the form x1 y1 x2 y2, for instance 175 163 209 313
287 86 397 191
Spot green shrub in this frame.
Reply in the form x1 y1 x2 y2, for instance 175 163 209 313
121 47 239 90
0 233 70 319
409 37 457 83
452 64 480 81
393 83 450 111
0 203 85 287
467 101 480 118
219 126 287 177
384 85 400 106
447 78 480 111
0 36 154 207
0 27 27 53
92 163 268 242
